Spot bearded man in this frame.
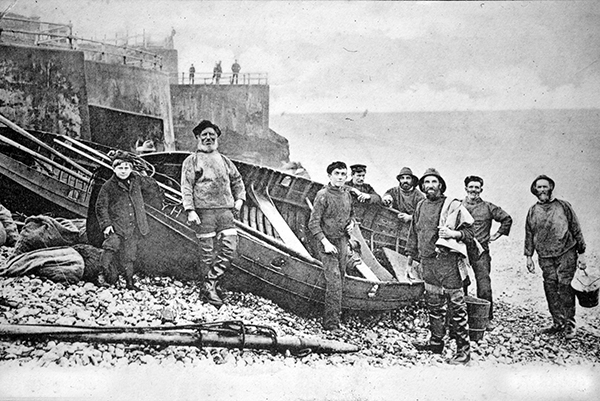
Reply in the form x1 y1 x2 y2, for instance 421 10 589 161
181 120 246 307
525 175 586 340
406 168 474 365
382 167 425 242
462 175 512 328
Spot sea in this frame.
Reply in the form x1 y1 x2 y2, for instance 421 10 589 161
270 109 600 251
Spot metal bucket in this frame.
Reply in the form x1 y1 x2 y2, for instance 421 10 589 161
575 288 599 308
465 296 490 341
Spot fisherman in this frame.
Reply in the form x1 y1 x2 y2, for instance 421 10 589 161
95 151 162 290
525 175 586 340
231 59 241 84
345 164 381 205
407 168 474 365
189 64 195 85
462 175 512 329
213 61 222 84
382 167 425 242
181 120 246 307
308 161 354 335
0 202 19 247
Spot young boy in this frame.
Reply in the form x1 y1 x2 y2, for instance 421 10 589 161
95 151 162 290
308 161 354 334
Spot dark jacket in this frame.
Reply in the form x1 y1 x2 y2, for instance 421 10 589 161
308 184 354 241
525 198 585 258
345 181 381 204
462 197 512 251
96 172 162 238
384 186 425 215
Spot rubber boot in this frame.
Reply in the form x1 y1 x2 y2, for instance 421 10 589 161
99 250 117 286
413 339 444 354
123 262 139 291
559 283 577 339
212 234 237 279
542 280 564 332
201 279 223 307
197 236 215 278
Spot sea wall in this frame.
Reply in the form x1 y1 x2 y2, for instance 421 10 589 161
84 61 175 150
171 84 289 167
0 43 90 139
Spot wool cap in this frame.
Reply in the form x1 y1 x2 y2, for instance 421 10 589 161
530 174 555 195
108 150 135 168
396 167 419 186
350 164 367 174
193 120 222 137
418 167 447 194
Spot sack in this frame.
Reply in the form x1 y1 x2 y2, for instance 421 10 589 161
0 246 84 284
13 216 82 255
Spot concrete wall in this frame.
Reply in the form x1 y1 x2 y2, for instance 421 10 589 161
145 47 179 85
84 61 175 150
0 44 90 139
171 84 289 167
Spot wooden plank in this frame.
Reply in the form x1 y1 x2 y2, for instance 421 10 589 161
249 206 257 230
249 184 312 259
354 261 380 282
256 207 265 234
382 247 420 282
349 225 394 281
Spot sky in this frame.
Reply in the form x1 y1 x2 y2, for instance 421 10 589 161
5 0 600 114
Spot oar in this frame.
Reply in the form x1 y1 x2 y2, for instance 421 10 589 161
0 113 92 176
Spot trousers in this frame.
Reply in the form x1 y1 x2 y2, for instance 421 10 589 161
318 236 349 330
539 247 578 328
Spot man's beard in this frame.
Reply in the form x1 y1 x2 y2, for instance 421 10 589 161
425 187 441 200
199 142 218 153
400 182 413 191
537 189 553 203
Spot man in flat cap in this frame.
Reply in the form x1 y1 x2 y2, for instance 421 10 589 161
406 168 474 365
525 175 586 340
181 120 246 307
345 164 381 205
462 175 512 329
382 167 425 242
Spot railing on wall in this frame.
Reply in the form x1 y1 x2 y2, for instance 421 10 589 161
0 17 163 71
181 72 269 86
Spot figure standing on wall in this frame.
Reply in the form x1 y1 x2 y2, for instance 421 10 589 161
189 64 195 85
213 61 222 84
231 59 241 84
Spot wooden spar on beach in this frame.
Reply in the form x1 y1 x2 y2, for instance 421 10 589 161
0 323 360 354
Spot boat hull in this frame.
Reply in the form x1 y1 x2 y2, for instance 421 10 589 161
0 125 423 313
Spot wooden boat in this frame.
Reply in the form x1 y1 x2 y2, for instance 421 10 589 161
0 114 423 314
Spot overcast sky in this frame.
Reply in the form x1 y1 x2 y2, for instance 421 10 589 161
7 0 600 114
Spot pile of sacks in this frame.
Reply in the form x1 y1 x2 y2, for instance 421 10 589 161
0 213 103 285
